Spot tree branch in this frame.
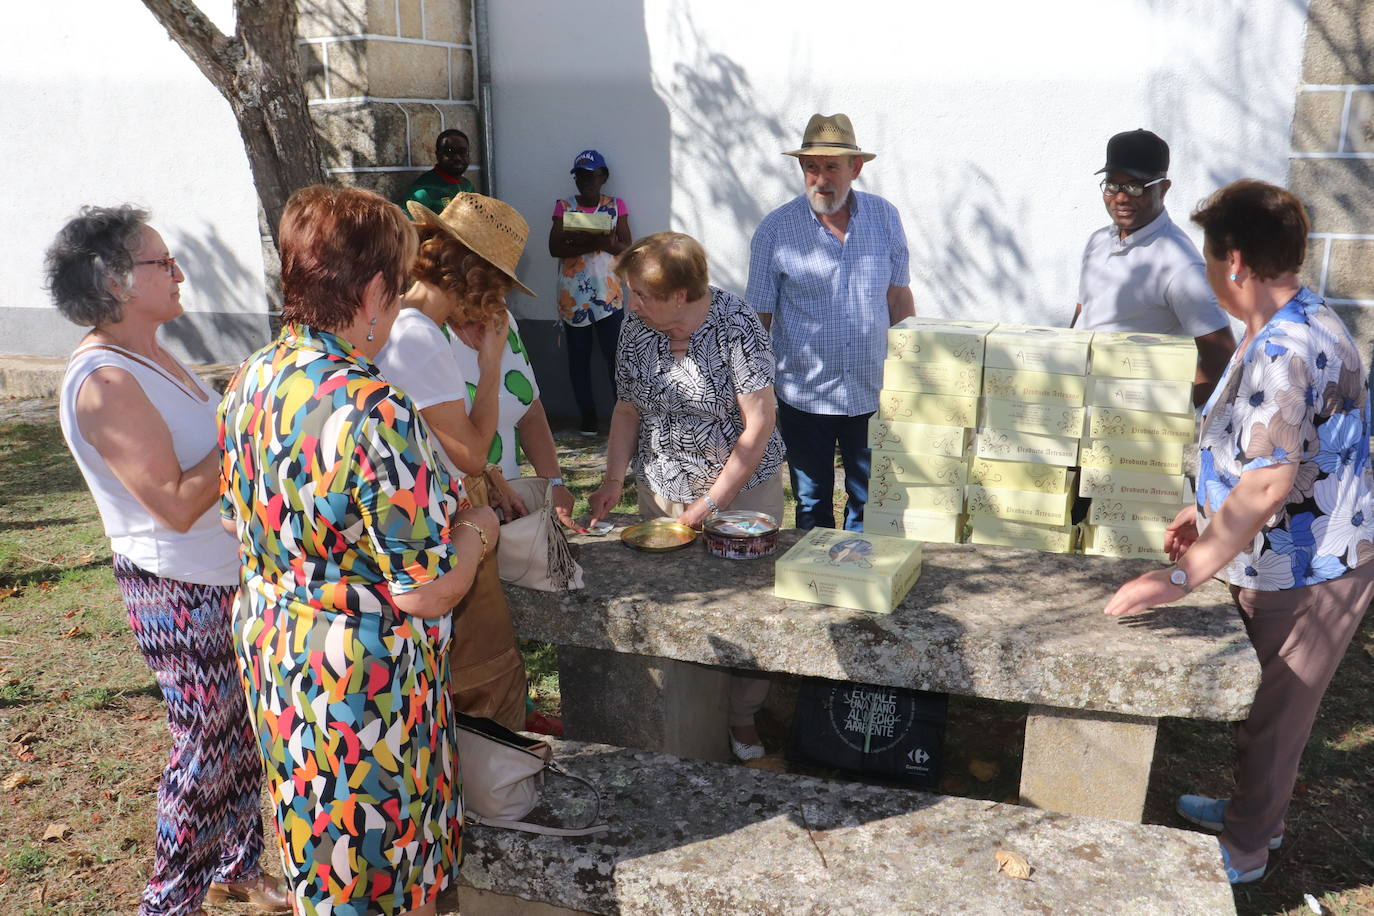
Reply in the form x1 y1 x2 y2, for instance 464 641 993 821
138 0 238 95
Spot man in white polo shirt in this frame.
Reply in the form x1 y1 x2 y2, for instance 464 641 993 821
1073 129 1235 405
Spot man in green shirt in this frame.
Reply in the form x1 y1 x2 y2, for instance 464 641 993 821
402 129 476 212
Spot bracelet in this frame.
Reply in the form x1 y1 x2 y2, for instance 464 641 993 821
455 519 489 559
548 476 565 488
704 494 721 516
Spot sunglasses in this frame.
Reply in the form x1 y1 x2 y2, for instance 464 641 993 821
135 256 179 276
1100 177 1166 199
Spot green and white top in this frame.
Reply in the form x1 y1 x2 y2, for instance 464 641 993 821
450 313 540 479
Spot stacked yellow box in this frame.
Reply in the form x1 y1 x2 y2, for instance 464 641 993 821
867 318 997 543
1080 332 1199 562
964 325 1094 552
774 527 924 614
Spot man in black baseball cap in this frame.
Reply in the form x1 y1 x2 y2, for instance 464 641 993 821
1072 128 1234 405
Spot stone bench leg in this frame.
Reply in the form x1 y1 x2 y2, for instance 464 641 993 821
1019 705 1158 822
556 646 732 762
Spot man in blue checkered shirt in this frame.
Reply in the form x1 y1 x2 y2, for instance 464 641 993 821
747 113 915 531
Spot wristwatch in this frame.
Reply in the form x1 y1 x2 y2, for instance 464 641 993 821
547 476 565 488
1168 565 1192 593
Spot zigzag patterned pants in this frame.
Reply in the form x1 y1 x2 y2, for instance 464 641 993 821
113 555 266 916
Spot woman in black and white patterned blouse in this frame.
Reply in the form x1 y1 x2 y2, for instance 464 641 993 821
587 231 786 761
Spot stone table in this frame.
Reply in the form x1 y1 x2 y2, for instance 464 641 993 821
506 524 1262 822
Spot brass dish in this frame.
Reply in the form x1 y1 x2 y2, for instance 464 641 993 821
621 518 698 552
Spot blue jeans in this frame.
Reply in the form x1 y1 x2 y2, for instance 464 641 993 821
566 310 624 425
777 398 872 531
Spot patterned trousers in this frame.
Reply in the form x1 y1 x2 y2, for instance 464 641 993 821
113 555 266 916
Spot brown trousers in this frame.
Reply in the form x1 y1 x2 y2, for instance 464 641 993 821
1222 558 1374 868
638 474 784 726
450 474 527 732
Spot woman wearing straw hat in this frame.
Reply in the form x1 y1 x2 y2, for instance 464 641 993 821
220 186 498 915
378 193 576 733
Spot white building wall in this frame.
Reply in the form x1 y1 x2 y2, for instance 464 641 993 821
1 1 270 362
489 0 1309 329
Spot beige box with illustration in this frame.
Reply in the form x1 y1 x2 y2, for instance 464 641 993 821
878 390 979 428
1089 331 1197 382
984 325 1094 376
1079 438 1186 476
973 428 1079 467
982 367 1086 407
871 451 968 487
868 477 964 515
882 359 983 396
886 317 995 365
867 418 972 458
965 483 1075 527
865 508 966 544
982 397 1085 438
561 211 614 232
1086 405 1196 444
969 516 1078 553
1083 524 1171 562
968 457 1075 494
1088 498 1184 527
1079 467 1194 503
774 528 924 614
1087 375 1193 415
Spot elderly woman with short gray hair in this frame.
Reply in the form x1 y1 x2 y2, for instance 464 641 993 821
47 206 287 916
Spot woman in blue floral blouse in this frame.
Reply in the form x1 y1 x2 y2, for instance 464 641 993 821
1105 180 1374 885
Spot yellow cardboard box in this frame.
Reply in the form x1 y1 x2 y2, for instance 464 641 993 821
867 418 971 458
973 427 1079 467
1079 438 1186 475
774 528 924 613
1086 405 1196 444
886 317 995 365
1087 375 1193 415
1088 498 1184 527
982 367 1086 406
867 477 964 515
1089 331 1197 382
1083 524 1171 562
969 515 1078 553
981 397 1085 438
1079 467 1194 503
882 359 983 396
878 390 979 428
865 508 966 544
965 483 1075 527
968 457 1075 493
984 324 1094 376
871 451 968 487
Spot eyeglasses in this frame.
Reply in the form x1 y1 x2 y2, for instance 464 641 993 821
134 256 178 276
1100 177 1166 199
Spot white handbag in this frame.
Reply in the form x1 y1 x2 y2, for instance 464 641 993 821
497 476 584 591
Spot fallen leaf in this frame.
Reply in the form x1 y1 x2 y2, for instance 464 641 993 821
2 772 29 791
63 609 78 618
131 712 153 721
995 848 1033 879
60 625 83 639
0 588 16 601
16 751 34 763
969 759 999 782
42 823 70 841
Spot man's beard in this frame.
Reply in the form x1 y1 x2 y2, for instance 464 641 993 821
807 185 850 216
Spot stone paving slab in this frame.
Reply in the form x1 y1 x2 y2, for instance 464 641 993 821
508 524 1260 721
459 739 1235 916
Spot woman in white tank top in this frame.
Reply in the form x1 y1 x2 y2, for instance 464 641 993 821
47 206 287 916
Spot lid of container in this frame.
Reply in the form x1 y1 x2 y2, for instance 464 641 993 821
703 510 779 538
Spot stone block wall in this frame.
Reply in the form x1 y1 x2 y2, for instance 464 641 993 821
297 0 479 203
1290 0 1374 348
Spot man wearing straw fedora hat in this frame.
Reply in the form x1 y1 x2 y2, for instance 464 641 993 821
747 113 914 532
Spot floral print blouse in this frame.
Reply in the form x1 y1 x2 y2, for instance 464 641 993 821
1196 288 1374 590
553 195 625 325
616 286 786 504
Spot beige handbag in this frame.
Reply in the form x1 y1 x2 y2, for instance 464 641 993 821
497 476 584 591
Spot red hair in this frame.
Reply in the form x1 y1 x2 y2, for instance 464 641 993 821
411 224 512 324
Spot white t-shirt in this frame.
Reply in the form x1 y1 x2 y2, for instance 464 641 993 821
59 345 239 586
376 308 467 410
1076 209 1231 338
449 314 541 479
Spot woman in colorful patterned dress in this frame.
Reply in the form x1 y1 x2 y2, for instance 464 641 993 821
1105 180 1374 884
47 205 288 916
218 186 499 916
586 232 787 761
548 149 632 435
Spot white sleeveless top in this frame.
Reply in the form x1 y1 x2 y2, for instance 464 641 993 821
59 344 239 586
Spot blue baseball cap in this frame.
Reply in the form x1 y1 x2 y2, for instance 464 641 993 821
571 149 608 173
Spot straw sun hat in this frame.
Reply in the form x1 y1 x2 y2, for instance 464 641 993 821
784 113 877 161
406 193 536 297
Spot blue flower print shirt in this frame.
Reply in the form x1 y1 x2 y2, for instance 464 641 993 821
1196 287 1374 590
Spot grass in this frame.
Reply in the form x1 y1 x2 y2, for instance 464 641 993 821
2 396 1373 914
